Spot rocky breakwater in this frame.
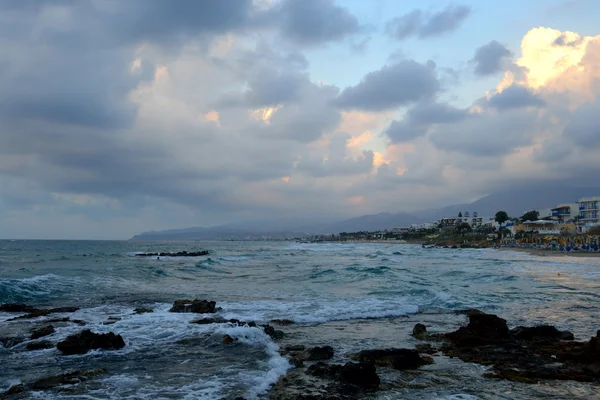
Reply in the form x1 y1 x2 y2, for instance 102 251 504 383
415 310 600 383
135 250 209 257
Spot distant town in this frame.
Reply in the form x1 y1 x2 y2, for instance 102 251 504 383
304 196 600 252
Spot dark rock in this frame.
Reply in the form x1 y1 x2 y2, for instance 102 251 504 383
0 303 36 313
133 307 153 314
511 325 574 341
169 299 216 313
439 312 600 383
56 330 125 355
102 317 121 325
445 312 509 346
46 317 70 323
7 306 79 321
284 345 306 352
413 323 428 340
191 317 227 325
293 346 334 362
26 340 54 351
222 334 236 345
31 325 55 339
71 319 87 326
0 383 24 397
349 348 433 370
338 362 380 389
32 368 107 390
135 251 209 257
263 324 284 340
0 336 25 348
271 319 294 325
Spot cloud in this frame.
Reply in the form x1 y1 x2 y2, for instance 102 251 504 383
472 40 513 76
386 4 470 40
487 85 545 110
270 0 360 45
384 102 468 143
335 60 440 111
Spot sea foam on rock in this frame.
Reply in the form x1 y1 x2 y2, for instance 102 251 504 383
56 330 125 355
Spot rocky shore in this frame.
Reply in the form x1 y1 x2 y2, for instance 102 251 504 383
1 300 598 399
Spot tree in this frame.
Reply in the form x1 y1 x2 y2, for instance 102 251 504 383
520 210 539 222
458 212 463 218
455 222 472 236
495 211 509 225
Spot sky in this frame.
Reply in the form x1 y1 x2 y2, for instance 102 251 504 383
1 0 600 240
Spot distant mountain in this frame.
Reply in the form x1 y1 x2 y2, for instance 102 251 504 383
419 185 600 220
130 185 600 240
318 212 425 234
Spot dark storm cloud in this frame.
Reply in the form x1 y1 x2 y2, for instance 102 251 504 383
270 0 361 45
471 40 513 76
386 4 471 40
335 60 440 111
487 85 545 110
562 102 600 148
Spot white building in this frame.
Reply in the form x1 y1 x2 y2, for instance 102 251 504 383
578 196 600 232
551 203 578 223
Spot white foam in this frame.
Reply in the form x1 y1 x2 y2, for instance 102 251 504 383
219 256 250 262
219 297 419 324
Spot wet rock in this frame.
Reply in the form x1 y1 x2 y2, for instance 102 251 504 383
133 307 153 314
439 312 600 383
56 329 125 355
0 303 36 313
26 340 54 351
191 317 227 325
169 299 216 313
348 348 433 370
306 361 380 390
511 325 574 341
0 383 24 397
30 325 55 339
135 251 209 257
32 368 108 390
7 306 79 321
222 334 236 345
263 324 284 340
284 345 306 352
412 323 428 340
0 336 25 348
71 319 87 326
271 319 294 325
293 346 335 362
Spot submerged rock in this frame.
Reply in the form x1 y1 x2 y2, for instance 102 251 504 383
32 368 108 390
510 325 574 341
348 348 433 370
169 299 216 313
6 306 79 321
0 383 25 397
307 361 380 389
0 303 36 313
133 307 153 315
26 340 54 351
292 346 335 362
271 319 294 325
191 317 227 325
56 330 125 355
222 334 237 345
30 325 55 340
0 336 25 348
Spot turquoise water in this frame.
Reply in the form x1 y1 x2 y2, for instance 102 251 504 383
1 240 599 399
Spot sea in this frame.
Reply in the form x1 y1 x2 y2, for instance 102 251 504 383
1 240 599 399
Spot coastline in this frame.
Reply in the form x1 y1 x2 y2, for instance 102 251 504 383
495 246 600 258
